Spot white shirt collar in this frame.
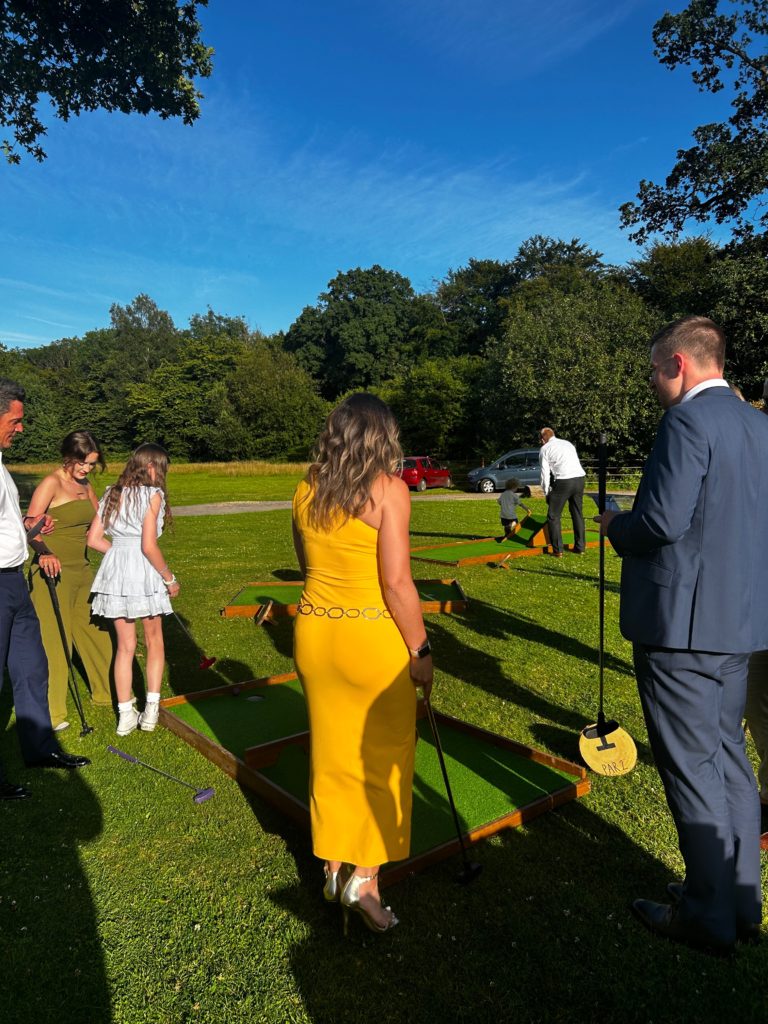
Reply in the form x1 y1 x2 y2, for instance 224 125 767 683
681 379 730 403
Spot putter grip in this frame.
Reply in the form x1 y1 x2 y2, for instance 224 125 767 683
25 517 46 542
107 745 138 763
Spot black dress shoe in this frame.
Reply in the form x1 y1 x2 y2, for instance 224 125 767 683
0 781 31 800
25 752 91 769
666 881 684 903
666 883 762 945
631 898 734 956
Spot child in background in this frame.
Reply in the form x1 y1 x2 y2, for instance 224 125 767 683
497 478 531 540
87 444 180 736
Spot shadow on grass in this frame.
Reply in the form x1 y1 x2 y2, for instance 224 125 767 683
272 567 304 581
0 690 109 1023
164 613 257 697
419 601 653 768
444 597 633 679
508 561 621 595
266 796 710 1024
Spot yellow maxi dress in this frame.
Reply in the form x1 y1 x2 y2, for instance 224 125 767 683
29 499 114 727
292 480 416 867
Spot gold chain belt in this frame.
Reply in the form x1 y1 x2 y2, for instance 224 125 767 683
297 597 392 620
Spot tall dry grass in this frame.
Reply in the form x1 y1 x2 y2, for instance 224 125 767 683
7 460 309 477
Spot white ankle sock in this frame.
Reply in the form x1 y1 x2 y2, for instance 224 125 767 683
117 700 135 713
146 692 161 704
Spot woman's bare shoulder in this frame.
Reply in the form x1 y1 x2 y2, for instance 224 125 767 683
377 473 410 507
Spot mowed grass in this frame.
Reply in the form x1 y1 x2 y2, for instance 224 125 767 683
8 461 455 506
0 494 765 1024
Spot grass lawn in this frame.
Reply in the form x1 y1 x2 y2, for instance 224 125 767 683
8 461 456 507
1 494 765 1024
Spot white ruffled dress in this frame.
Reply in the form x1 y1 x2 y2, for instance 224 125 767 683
91 486 172 619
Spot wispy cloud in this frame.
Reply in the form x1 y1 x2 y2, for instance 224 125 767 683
382 0 645 76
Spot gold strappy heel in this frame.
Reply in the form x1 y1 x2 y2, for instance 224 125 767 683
340 872 399 935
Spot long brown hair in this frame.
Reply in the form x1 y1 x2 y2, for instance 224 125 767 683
304 393 403 531
101 443 172 530
61 430 106 472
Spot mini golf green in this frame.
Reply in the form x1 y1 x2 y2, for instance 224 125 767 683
410 515 602 566
255 717 581 857
168 677 308 757
161 679 588 877
220 579 468 618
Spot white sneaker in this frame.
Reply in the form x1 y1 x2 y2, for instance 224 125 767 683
138 702 160 732
53 721 70 732
116 705 139 736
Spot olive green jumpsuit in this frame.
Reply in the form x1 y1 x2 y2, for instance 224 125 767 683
29 500 114 728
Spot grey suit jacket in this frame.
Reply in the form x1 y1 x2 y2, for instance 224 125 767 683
608 387 768 652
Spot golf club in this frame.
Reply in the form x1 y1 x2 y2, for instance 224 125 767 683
170 610 238 682
423 697 482 885
579 433 637 776
107 745 215 803
25 516 47 543
41 573 94 737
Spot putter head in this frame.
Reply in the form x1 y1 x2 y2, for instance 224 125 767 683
199 656 217 671
582 719 619 740
457 861 482 885
193 787 215 804
79 725 95 738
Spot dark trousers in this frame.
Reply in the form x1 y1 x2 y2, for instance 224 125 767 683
546 476 585 554
0 572 58 767
634 644 761 945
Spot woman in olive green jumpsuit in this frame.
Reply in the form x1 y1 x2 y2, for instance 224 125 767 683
27 431 114 731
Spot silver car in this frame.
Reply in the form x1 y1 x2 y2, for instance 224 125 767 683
466 448 541 493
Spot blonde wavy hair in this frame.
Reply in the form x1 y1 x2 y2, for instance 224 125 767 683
303 393 403 531
101 443 172 530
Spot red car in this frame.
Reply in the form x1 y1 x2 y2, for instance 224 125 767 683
398 456 452 492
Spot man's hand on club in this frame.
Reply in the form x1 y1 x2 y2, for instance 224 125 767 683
594 510 617 534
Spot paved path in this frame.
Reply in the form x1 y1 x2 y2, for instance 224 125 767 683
173 492 500 516
174 489 635 517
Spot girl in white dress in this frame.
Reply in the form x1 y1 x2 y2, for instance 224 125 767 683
87 444 180 736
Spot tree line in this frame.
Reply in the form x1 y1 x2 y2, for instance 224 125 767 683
2 232 766 467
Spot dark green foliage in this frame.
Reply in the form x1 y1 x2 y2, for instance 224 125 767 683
627 236 768 397
1 0 213 163
381 356 484 458
434 258 518 355
284 265 424 399
224 340 329 460
620 0 768 243
481 272 662 460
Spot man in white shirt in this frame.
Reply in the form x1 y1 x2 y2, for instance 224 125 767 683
538 427 586 557
0 378 89 800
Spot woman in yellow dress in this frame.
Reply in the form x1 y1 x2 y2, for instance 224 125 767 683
292 393 433 934
27 430 114 730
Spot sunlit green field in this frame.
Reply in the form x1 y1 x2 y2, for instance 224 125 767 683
0 492 764 1024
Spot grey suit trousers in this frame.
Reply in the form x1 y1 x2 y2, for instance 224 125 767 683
634 644 761 945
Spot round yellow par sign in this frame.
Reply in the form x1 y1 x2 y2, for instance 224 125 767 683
579 721 638 776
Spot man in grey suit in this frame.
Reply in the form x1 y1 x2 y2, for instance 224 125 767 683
599 316 768 955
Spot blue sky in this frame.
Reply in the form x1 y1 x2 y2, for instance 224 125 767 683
1 0 731 348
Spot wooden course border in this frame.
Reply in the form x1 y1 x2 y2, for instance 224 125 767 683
159 675 589 888
219 578 469 620
410 538 601 568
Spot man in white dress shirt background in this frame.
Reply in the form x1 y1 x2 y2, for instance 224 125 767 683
0 378 89 800
538 427 586 558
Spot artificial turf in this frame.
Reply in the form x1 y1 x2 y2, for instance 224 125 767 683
165 683 582 856
223 578 464 610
